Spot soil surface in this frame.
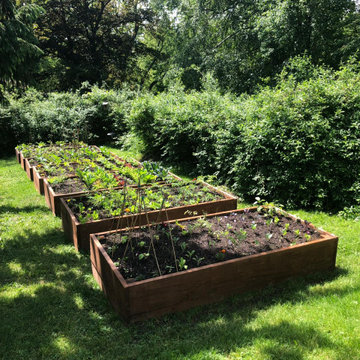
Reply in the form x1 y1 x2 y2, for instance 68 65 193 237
50 177 88 194
98 208 322 282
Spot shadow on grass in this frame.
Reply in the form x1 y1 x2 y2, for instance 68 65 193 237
0 204 50 215
0 227 356 360
0 155 17 164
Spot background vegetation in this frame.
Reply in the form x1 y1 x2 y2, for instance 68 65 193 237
2 0 360 212
2 58 360 212
1 0 360 94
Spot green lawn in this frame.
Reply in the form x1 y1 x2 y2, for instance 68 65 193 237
1 153 360 360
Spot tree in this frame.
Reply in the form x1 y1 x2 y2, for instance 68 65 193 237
151 0 359 94
0 0 43 96
34 0 158 90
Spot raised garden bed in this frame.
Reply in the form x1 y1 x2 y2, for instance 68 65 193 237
61 182 238 252
24 158 35 181
33 167 45 195
15 148 21 164
44 164 181 216
44 177 91 216
90 207 338 322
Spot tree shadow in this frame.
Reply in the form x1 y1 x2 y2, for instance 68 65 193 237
0 204 50 215
0 156 18 165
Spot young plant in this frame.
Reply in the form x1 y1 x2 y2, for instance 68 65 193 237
236 229 247 242
193 255 205 266
177 257 188 270
186 250 195 260
215 249 226 261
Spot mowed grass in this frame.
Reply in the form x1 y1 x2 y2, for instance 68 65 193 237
1 154 360 360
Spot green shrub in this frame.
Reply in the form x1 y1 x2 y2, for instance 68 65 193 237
129 59 360 211
128 85 242 174
216 61 360 210
0 85 135 155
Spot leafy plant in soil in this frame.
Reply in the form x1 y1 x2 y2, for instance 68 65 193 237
97 207 321 282
20 141 178 193
66 180 222 222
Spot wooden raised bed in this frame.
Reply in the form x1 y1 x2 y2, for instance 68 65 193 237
20 152 27 171
44 177 88 216
61 183 238 252
90 208 338 322
43 162 183 216
24 158 34 181
33 167 45 195
15 148 21 164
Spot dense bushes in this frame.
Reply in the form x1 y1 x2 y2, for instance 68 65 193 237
215 62 360 210
0 85 135 155
128 81 243 174
129 61 360 211
3 60 360 211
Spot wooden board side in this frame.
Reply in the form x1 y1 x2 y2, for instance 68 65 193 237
90 235 130 321
33 168 45 195
126 237 338 321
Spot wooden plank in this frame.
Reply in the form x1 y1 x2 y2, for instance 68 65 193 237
127 237 337 321
15 148 21 164
33 167 45 195
25 158 34 181
90 236 130 321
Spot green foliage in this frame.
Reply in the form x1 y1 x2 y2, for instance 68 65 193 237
0 85 135 155
338 205 360 221
149 0 359 94
4 58 360 211
33 0 157 90
0 1 43 94
216 59 360 211
128 81 242 174
128 58 360 211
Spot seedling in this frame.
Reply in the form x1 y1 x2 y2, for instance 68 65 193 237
165 265 175 273
177 257 188 270
180 242 187 252
236 229 247 242
186 250 195 260
193 255 205 266
138 253 150 260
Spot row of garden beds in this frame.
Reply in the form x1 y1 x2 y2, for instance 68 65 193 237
15 142 339 322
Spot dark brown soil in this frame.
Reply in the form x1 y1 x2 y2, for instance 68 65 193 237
98 208 322 282
50 177 88 194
